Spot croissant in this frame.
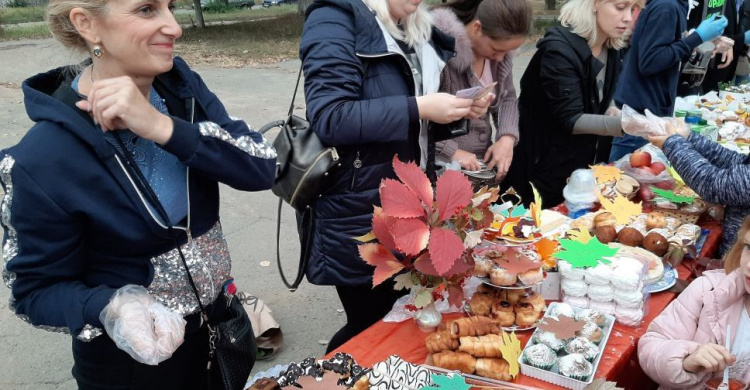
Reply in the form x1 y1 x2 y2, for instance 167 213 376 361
490 300 516 327
458 334 503 358
432 351 477 375
450 316 502 339
425 329 459 353
469 293 494 316
475 358 512 381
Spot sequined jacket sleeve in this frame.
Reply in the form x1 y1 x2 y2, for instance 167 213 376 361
160 59 277 192
0 154 116 340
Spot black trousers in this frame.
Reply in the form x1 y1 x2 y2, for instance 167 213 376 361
72 317 210 390
326 279 408 353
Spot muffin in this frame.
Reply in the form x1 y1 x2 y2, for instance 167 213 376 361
557 353 593 381
548 302 576 319
522 343 557 370
532 331 565 353
577 321 604 344
564 337 600 362
575 309 606 327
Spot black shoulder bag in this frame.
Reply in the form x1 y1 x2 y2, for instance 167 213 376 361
259 65 342 291
111 133 256 390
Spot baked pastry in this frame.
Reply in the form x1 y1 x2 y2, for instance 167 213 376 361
562 278 588 297
533 331 565 352
564 337 600 362
584 263 613 285
587 283 614 303
563 296 590 309
664 217 682 232
643 232 669 256
519 292 546 313
575 309 606 327
475 283 496 296
577 321 604 344
515 302 542 327
613 285 644 308
469 293 494 317
569 214 595 233
628 219 648 236
588 301 616 316
426 329 459 353
472 257 492 278
432 351 476 375
594 212 617 228
518 267 544 285
504 289 526 305
615 304 645 326
559 260 585 281
617 227 644 247
450 316 502 339
475 358 512 381
458 334 503 358
549 302 576 319
522 343 557 370
490 266 517 286
645 212 667 230
594 225 618 244
491 300 516 327
558 354 593 381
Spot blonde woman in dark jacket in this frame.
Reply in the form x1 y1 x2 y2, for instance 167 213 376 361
430 0 532 183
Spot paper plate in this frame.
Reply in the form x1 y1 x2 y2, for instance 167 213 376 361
477 277 544 290
647 265 677 293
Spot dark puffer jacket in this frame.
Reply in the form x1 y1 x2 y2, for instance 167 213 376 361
300 0 454 286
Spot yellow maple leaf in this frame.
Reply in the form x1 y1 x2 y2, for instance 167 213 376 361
590 165 621 183
668 166 685 187
567 228 593 244
597 192 642 225
529 183 542 228
499 331 521 378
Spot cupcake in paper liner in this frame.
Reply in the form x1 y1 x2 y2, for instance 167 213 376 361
564 337 600 362
522 343 557 371
576 321 604 344
557 353 593 381
575 308 606 327
532 330 566 353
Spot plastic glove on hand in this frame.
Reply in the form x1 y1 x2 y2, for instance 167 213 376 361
100 285 186 365
696 16 728 42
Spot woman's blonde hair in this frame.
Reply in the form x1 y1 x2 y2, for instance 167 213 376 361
46 0 108 53
723 215 750 274
558 0 643 50
362 0 433 47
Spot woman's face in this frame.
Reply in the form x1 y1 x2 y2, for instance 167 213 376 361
595 0 635 40
472 33 526 63
740 230 750 294
95 0 182 78
387 0 422 22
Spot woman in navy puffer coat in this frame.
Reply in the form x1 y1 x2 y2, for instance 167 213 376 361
300 0 481 352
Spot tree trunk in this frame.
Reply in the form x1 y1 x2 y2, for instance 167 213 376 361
545 0 556 10
192 0 205 28
298 0 311 14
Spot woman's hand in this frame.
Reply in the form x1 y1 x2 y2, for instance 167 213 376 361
453 149 482 171
484 135 515 180
682 343 735 373
648 121 690 149
466 93 495 120
76 76 174 145
417 93 473 124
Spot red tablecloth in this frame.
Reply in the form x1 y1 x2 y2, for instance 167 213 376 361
328 219 723 389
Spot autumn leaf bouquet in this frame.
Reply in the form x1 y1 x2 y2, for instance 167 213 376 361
357 156 499 311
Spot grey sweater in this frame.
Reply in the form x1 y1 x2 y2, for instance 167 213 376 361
430 8 520 163
663 133 750 256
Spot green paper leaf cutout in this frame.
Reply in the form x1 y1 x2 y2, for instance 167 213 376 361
501 204 527 218
423 373 472 390
650 187 695 205
554 237 618 268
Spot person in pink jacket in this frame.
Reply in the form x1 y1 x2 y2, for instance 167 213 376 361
638 215 750 389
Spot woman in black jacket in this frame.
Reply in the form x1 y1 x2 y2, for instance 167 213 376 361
504 0 641 207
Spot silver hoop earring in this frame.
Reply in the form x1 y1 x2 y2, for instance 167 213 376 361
92 45 102 58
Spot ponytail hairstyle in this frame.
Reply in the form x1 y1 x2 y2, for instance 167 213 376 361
435 0 533 39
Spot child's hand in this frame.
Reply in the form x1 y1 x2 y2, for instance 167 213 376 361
682 343 735 373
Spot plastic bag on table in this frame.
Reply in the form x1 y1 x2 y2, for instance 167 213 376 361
613 143 676 187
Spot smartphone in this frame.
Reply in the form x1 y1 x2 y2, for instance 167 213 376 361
456 82 497 100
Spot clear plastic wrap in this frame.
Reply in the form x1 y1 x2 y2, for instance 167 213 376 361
99 285 186 365
613 144 676 186
621 105 682 139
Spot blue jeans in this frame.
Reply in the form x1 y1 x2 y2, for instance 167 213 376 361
609 134 648 163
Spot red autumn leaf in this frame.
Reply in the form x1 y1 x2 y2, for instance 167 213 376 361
492 247 541 275
436 170 473 221
444 253 474 276
389 217 430 256
447 284 465 309
414 252 440 276
429 228 466 276
380 178 425 219
372 206 397 250
358 243 405 287
392 155 433 208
